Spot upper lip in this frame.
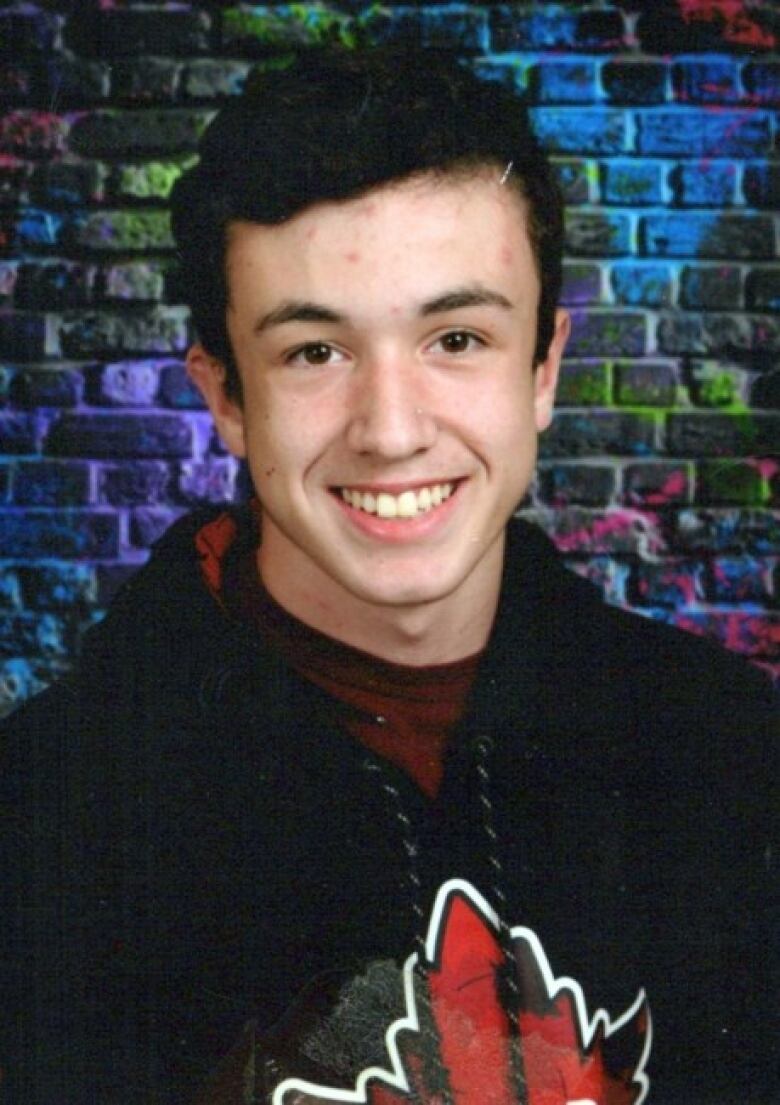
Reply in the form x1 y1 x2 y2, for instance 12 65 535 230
332 478 462 495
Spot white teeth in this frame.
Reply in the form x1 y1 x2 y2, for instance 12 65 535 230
340 482 456 518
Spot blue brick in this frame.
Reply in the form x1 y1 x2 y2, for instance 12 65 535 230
367 6 488 51
530 108 628 154
602 160 664 205
611 264 673 307
0 658 39 717
158 362 206 409
528 60 597 103
12 461 91 506
0 613 68 660
14 207 65 248
17 563 97 610
0 414 38 454
561 263 602 305
679 265 742 309
670 162 737 206
0 509 119 558
566 310 647 357
673 59 740 103
0 568 21 610
642 214 774 259
709 556 772 604
490 6 578 51
0 313 46 360
743 163 779 208
601 60 667 104
551 158 592 204
742 61 780 106
633 560 703 608
637 110 771 157
565 213 632 256
45 412 193 459
98 461 171 506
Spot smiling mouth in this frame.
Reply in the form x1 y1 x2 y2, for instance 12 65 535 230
336 481 457 519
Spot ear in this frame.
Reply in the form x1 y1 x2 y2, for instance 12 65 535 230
534 308 570 433
186 343 247 458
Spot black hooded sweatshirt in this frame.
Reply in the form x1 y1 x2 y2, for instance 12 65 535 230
1 509 777 1105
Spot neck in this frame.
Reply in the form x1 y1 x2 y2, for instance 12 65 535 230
256 540 503 667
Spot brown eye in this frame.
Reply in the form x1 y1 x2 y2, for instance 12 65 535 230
301 342 333 365
435 331 480 354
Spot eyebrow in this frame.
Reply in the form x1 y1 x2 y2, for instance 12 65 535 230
253 284 515 334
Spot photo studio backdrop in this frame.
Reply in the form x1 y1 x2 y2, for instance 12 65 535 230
0 0 778 712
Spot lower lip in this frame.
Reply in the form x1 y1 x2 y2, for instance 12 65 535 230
332 483 463 543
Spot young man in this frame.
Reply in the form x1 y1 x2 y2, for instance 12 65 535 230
2 50 776 1105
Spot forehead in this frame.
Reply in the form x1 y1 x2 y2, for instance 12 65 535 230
224 170 538 300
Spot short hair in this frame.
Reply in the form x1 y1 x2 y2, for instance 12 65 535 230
170 49 564 400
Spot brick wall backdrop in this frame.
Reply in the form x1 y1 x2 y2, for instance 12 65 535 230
0 0 778 713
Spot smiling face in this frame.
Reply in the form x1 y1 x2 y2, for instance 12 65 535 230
188 171 569 660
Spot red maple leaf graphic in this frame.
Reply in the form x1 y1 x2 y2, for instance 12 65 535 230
272 881 651 1105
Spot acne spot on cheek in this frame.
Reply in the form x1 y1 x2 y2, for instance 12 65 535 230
500 245 513 267
345 251 360 264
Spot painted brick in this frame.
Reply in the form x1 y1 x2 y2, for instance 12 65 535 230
636 6 777 54
708 556 774 604
688 361 748 408
551 159 592 205
555 361 610 406
98 461 171 506
666 413 780 457
12 459 91 506
0 10 58 56
546 507 665 556
669 611 779 660
636 110 771 158
177 459 237 505
0 568 21 610
45 413 193 459
87 360 160 406
10 367 83 408
14 208 65 249
182 60 252 100
750 314 780 351
623 462 692 506
69 110 212 158
642 214 774 259
657 312 747 356
601 161 664 206
0 414 38 455
222 5 363 51
751 369 780 411
99 261 169 303
0 658 42 717
560 263 602 306
111 59 181 103
679 265 742 310
673 59 740 103
633 560 704 608
68 210 174 252
698 460 769 506
130 507 180 549
0 612 69 660
567 310 646 357
15 261 96 309
64 9 212 57
565 556 629 607
44 58 109 104
746 268 780 311
16 563 97 610
30 162 105 206
565 213 632 256
158 363 206 410
469 58 528 93
0 261 16 301
742 163 780 209
489 6 578 51
529 108 628 154
0 509 119 558
669 162 738 207
527 60 597 103
615 361 678 407
114 159 194 202
56 308 189 358
674 509 780 555
366 7 488 50
601 60 667 104
540 411 657 458
0 312 46 360
537 462 616 506
742 61 780 105
574 9 627 51
611 263 672 307
0 111 69 156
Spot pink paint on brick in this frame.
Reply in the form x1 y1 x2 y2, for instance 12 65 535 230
676 0 776 48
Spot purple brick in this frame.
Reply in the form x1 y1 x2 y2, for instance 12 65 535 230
602 161 664 205
540 411 657 458
96 564 139 606
670 162 738 207
560 263 602 306
679 265 742 310
158 362 206 410
708 556 773 604
0 414 38 455
567 310 647 357
530 108 628 155
623 462 692 506
45 413 193 459
0 312 46 360
87 360 160 406
667 413 780 458
673 59 740 103
555 361 610 406
10 368 84 408
130 507 180 548
99 261 169 303
642 214 774 260
537 462 616 506
0 509 119 558
177 460 237 505
637 110 770 158
547 507 665 556
56 308 189 358
565 213 632 256
527 60 597 103
601 60 667 104
698 460 769 506
633 560 704 608
98 461 171 506
611 264 672 307
12 460 91 507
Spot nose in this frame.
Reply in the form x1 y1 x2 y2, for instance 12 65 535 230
345 354 437 459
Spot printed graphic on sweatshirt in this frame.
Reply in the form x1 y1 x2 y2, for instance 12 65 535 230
272 879 651 1105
